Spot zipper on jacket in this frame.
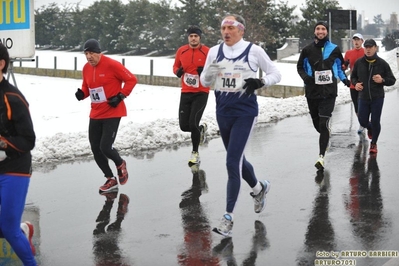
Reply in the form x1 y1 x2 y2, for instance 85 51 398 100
367 63 373 99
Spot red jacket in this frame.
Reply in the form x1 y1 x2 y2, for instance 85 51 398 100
173 44 210 93
81 55 137 119
344 48 364 89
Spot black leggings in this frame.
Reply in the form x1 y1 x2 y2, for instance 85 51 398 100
307 97 336 156
178 92 209 152
89 118 123 178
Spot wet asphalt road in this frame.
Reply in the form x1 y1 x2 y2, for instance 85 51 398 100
2 90 399 266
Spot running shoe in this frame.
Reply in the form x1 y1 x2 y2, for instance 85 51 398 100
99 177 118 193
21 221 36 255
369 143 378 153
250 180 271 213
199 123 208 145
117 160 128 185
315 155 324 170
212 214 233 237
188 151 200 165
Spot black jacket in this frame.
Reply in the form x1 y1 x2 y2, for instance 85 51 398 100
297 40 347 99
0 78 36 175
351 54 396 100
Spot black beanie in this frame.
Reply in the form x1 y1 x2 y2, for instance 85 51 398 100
314 21 329 32
186 25 202 37
83 39 101 53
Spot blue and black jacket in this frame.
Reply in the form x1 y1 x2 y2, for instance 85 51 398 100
297 40 347 99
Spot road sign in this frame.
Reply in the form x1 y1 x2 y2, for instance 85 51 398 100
0 0 35 58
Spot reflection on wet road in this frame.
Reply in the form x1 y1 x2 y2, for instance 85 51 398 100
93 192 131 265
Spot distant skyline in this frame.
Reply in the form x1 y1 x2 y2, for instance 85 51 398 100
33 0 396 22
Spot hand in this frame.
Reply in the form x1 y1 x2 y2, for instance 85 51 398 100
243 78 264 95
342 79 350 87
75 88 84 101
304 75 314 85
176 67 184 78
204 63 220 83
355 82 363 91
197 67 203 76
108 92 126 108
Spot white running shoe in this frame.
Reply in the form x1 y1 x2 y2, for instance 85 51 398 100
188 151 200 164
212 214 233 237
250 180 271 213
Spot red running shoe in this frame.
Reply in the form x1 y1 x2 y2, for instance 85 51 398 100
21 221 36 255
99 177 118 193
369 143 378 153
117 160 129 185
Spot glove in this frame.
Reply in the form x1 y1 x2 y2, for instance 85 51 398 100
342 79 350 87
108 92 126 108
176 67 184 78
75 88 84 101
304 75 314 85
197 67 203 76
204 63 220 83
243 78 264 95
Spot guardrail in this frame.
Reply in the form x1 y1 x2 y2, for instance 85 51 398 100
11 55 304 98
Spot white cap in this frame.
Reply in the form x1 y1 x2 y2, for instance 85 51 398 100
352 33 364 40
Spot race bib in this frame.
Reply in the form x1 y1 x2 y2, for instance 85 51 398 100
214 66 243 93
89 87 107 103
315 70 333 85
183 73 200 88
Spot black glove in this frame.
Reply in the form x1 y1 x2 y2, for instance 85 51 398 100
342 79 350 87
304 75 314 85
108 92 126 108
75 88 84 101
197 67 203 76
243 78 264 95
176 67 184 78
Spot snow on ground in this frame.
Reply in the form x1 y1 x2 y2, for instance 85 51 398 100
12 49 399 167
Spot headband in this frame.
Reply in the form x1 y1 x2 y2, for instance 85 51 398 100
221 19 245 31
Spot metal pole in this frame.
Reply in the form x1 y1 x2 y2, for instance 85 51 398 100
349 10 353 49
150 59 153 85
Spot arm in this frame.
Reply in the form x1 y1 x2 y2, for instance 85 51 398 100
173 48 184 77
381 61 396 86
350 60 360 86
200 46 218 87
0 93 35 153
257 47 281 86
296 49 309 81
114 62 138 97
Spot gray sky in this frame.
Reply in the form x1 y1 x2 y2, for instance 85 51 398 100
33 0 396 22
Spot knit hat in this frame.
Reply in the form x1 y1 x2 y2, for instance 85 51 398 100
186 25 202 37
83 39 101 53
314 21 329 32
